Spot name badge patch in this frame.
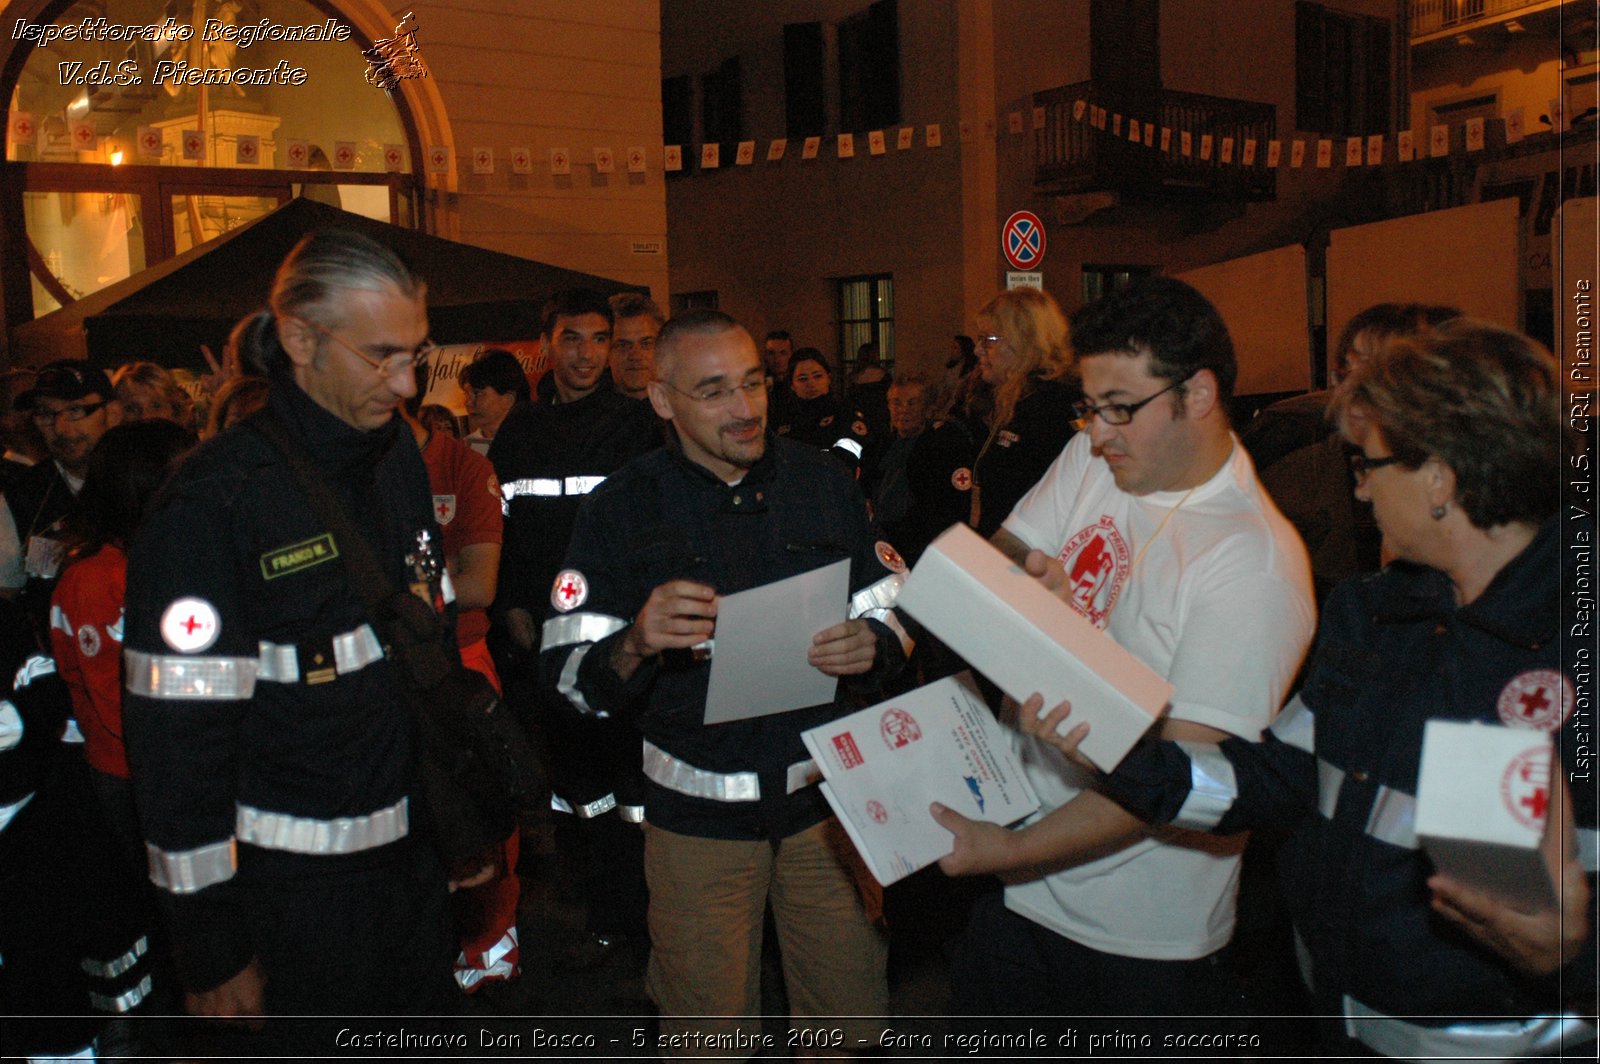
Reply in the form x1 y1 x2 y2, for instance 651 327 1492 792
260 533 339 580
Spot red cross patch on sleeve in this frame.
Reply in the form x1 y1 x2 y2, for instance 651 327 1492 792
551 570 589 612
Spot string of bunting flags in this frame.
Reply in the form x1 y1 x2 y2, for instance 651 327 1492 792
6 95 1553 177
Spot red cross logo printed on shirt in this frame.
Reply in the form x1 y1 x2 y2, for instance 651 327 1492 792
1497 670 1572 733
182 614 202 635
160 597 221 653
550 569 588 613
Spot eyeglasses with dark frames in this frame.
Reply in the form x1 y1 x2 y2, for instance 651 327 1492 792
1072 372 1197 428
1345 448 1406 482
30 400 108 426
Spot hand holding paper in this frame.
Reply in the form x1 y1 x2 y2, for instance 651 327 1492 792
808 618 877 676
931 802 1031 878
614 579 716 677
1428 770 1591 977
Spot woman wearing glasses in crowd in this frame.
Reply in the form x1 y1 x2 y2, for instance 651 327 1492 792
968 287 1082 537
1022 319 1594 1059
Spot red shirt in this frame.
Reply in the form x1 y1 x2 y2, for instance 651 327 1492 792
49 544 129 777
421 431 503 648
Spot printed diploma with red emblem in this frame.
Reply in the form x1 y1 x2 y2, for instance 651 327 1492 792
801 672 1039 886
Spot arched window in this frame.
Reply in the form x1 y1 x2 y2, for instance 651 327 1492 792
4 0 423 319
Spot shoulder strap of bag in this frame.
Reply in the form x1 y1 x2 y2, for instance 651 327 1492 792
246 411 419 648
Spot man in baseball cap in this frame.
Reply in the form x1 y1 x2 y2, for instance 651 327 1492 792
1 360 122 634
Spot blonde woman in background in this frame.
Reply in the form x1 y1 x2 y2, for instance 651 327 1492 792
969 287 1082 537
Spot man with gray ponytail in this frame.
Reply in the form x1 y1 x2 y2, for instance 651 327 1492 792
121 230 460 1035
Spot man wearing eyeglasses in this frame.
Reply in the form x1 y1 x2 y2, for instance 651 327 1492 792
119 230 461 1040
933 277 1314 1024
0 361 123 636
488 288 661 968
539 310 910 1051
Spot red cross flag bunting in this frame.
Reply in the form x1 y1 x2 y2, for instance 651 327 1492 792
287 140 309 167
334 141 357 170
69 119 97 152
160 597 222 654
182 130 205 161
551 148 572 175
9 111 36 148
1002 210 1046 271
550 570 589 612
136 126 162 159
383 144 405 172
236 135 260 165
595 147 616 173
627 147 647 173
472 147 493 174
511 148 533 175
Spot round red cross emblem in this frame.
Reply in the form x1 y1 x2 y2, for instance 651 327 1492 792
1497 670 1573 733
550 569 589 612
1500 745 1552 831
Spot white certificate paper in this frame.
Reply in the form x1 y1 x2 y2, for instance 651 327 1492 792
703 558 850 724
802 672 1040 886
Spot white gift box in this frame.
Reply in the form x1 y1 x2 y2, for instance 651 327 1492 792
896 524 1172 769
1414 720 1556 908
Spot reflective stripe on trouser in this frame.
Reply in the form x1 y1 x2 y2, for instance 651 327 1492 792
1344 996 1596 1059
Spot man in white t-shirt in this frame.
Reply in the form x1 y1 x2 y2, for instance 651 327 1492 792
934 276 1315 1017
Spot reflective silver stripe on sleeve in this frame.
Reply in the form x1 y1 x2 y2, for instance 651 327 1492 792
1268 694 1314 753
642 739 760 802
0 791 34 834
1364 785 1418 850
0 698 21 752
50 603 72 635
1316 757 1344 820
13 653 55 689
90 973 153 1014
81 935 149 979
1578 827 1598 874
124 650 259 700
108 609 124 642
1344 996 1596 1060
147 837 237 894
235 796 408 854
861 607 914 659
566 475 606 494
833 437 864 459
1172 741 1239 830
785 758 821 794
550 793 573 815
61 717 84 744
619 804 645 823
849 572 906 618
540 612 628 651
556 644 607 717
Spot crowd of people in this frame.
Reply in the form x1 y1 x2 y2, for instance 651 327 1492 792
0 226 1591 1061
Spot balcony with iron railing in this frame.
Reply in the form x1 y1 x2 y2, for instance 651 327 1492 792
1033 82 1277 202
1410 0 1570 40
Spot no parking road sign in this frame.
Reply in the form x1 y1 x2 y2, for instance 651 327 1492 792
1002 210 1046 271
